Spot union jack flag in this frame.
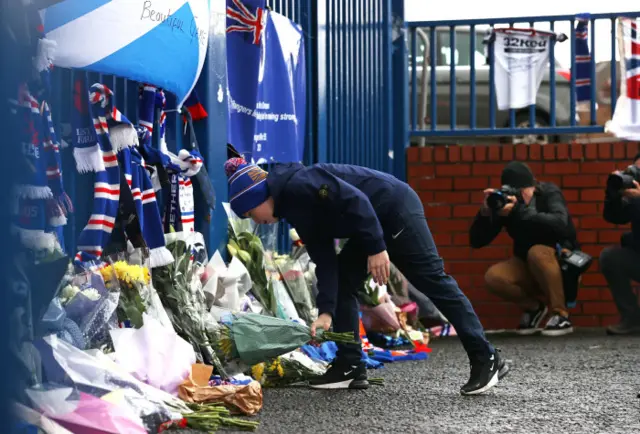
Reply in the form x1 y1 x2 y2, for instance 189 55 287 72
607 18 640 140
624 19 640 100
226 0 265 45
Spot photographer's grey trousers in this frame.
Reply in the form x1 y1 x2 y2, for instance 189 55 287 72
600 246 640 324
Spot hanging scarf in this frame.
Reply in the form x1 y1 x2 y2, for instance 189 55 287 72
138 85 202 233
157 89 201 233
75 83 137 264
71 71 103 173
574 14 592 112
14 85 51 200
11 84 59 251
120 146 173 267
178 176 195 232
165 173 183 233
42 101 73 226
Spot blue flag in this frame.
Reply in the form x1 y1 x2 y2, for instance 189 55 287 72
226 0 306 163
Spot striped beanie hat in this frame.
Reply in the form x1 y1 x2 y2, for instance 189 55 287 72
224 157 269 217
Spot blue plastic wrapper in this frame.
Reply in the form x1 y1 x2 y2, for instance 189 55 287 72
301 341 383 369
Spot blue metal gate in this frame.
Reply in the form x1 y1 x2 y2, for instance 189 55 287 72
48 0 406 256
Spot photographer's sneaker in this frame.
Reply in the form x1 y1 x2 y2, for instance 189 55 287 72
541 313 573 336
309 362 369 390
460 351 503 395
516 303 548 335
606 320 640 335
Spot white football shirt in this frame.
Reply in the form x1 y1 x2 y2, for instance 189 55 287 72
491 28 555 111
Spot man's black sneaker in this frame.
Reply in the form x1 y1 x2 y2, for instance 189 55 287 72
541 313 573 337
309 362 369 390
516 303 548 335
460 351 501 396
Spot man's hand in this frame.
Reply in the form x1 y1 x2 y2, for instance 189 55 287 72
622 180 640 199
311 313 332 337
481 188 495 213
498 196 517 217
482 188 496 209
368 250 390 285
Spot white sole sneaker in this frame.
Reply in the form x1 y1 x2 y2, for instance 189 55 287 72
515 328 542 336
460 371 499 396
309 379 369 390
541 326 574 337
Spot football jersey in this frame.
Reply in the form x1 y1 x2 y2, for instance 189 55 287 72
491 28 556 111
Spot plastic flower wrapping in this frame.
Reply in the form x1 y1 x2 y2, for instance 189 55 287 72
39 262 121 352
210 312 358 367
151 231 228 377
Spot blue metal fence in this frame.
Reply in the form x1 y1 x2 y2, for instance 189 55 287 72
406 12 640 140
50 0 403 257
317 0 394 173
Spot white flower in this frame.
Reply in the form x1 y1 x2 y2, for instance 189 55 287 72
60 284 80 301
81 287 101 301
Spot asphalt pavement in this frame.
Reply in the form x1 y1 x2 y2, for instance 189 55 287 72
225 330 640 434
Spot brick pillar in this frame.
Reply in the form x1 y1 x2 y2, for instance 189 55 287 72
406 142 640 330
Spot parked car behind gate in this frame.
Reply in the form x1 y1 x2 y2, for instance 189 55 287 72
408 26 577 145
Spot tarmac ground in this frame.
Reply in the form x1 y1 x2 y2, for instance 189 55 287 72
224 330 640 434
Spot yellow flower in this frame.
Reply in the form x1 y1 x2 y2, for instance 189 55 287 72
276 361 284 378
251 363 265 381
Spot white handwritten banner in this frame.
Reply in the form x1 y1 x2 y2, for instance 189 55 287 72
40 0 209 106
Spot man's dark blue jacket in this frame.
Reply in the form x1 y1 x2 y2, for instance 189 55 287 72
267 163 409 317
603 190 640 251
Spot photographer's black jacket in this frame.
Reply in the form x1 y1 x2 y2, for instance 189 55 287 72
603 191 640 251
469 182 578 259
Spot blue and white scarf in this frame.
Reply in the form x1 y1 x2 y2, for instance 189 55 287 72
75 83 138 264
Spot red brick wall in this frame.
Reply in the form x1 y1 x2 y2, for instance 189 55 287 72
406 142 640 330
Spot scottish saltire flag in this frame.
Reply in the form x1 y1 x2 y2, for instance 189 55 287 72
39 0 210 106
606 18 640 140
226 0 306 163
574 14 592 112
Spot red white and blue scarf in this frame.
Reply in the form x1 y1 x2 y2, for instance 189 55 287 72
75 83 138 264
119 145 173 268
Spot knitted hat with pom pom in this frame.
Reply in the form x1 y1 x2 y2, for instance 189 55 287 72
224 157 269 217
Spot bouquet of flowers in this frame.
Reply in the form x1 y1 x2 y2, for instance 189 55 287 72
359 276 401 333
40 263 120 350
264 253 301 323
159 403 259 432
100 260 150 329
227 231 276 316
274 254 317 325
250 351 326 387
152 232 227 377
211 313 358 366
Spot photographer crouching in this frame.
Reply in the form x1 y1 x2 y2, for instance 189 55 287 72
469 162 591 336
600 154 640 335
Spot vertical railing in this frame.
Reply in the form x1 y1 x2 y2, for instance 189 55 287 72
406 12 640 140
